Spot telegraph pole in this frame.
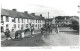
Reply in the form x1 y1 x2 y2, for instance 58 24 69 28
48 12 49 24
78 4 80 25
48 12 49 19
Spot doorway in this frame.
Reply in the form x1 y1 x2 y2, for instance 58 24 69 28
1 26 4 32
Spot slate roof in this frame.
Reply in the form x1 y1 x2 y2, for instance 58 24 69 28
35 15 45 20
1 9 22 18
55 16 76 19
1 9 9 16
1 9 45 20
23 13 35 19
30 14 45 20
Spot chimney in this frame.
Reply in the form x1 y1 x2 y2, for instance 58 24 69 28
40 14 42 17
31 13 35 16
24 11 28 14
12 9 17 11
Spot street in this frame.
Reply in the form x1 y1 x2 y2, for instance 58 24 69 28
42 31 79 46
1 27 79 46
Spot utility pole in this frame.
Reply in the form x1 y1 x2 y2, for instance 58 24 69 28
78 4 80 25
48 12 49 24
48 12 49 19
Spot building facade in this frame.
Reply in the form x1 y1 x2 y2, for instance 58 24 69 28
1 9 45 32
45 18 53 25
55 16 79 27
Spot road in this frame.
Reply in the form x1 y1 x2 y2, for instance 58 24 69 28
42 32 79 46
1 27 79 46
42 27 79 46
1 33 46 46
1 29 41 41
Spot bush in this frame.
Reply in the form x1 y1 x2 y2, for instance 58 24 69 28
72 24 79 30
70 20 79 31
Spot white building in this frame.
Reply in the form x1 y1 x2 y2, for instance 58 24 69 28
54 16 79 27
1 9 45 32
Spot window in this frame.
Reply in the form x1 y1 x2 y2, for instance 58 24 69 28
35 24 37 27
36 20 37 23
6 16 9 22
1 16 4 23
21 24 23 29
41 20 42 23
1 16 3 21
26 24 28 28
38 24 39 28
40 20 41 23
6 24 9 28
40 24 41 27
38 20 39 23
22 19 23 23
14 24 16 28
12 18 16 22
18 18 20 23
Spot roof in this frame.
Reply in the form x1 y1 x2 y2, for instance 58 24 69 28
55 16 79 22
1 9 45 20
30 15 45 20
1 9 22 18
1 9 9 16
55 16 71 19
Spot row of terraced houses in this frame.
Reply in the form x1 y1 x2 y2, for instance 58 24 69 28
1 9 45 32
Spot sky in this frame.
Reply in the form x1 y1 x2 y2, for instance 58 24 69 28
1 0 80 18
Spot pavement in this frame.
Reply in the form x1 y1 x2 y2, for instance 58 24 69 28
1 27 80 46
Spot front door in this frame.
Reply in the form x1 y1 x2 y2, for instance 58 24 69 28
1 26 4 32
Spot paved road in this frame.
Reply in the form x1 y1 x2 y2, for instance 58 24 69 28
1 27 79 46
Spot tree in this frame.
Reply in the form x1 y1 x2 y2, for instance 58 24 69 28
71 20 79 31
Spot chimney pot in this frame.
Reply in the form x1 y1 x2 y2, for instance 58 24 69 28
24 11 28 14
12 9 17 11
31 13 35 16
40 14 42 17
